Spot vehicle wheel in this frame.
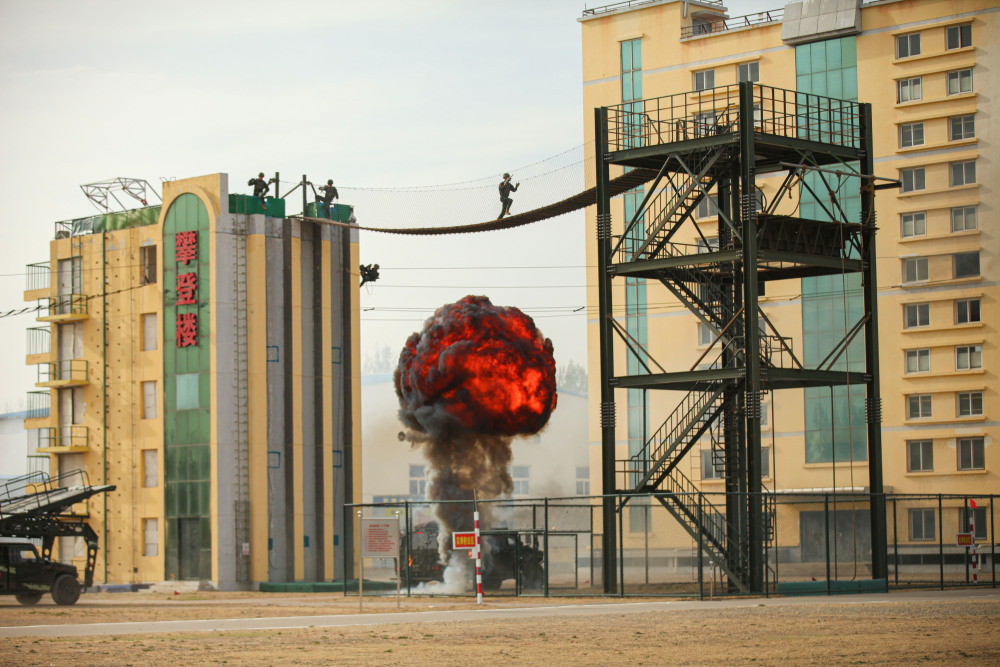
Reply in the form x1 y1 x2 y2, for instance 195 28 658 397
520 562 544 590
15 592 43 606
51 575 81 606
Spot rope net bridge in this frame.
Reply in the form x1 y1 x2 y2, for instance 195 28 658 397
284 145 659 235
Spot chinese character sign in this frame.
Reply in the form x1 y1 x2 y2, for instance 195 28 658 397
174 231 200 347
176 272 198 305
176 312 198 347
175 231 198 264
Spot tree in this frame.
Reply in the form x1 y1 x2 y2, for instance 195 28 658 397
363 344 398 376
556 359 588 395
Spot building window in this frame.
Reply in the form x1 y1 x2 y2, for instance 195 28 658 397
140 245 157 285
693 69 715 91
696 194 719 220
698 321 714 346
761 446 770 478
175 373 200 410
576 467 590 496
408 464 426 498
896 32 921 58
905 349 930 374
141 381 157 420
959 507 987 540
697 236 720 254
897 77 922 103
947 68 973 95
950 161 976 187
143 518 158 557
903 257 928 283
512 465 530 496
620 38 642 102
957 391 983 417
692 17 713 35
692 111 717 137
760 402 769 429
141 313 157 352
955 344 982 370
899 122 924 148
957 437 985 470
950 115 975 141
142 449 158 488
946 24 972 50
900 167 925 193
950 206 977 232
956 298 980 324
701 449 723 480
954 251 980 279
907 394 932 419
900 212 926 238
737 61 759 83
904 303 929 329
907 440 933 472
909 508 936 541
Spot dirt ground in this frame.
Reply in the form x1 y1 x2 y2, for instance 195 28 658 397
1 591 999 666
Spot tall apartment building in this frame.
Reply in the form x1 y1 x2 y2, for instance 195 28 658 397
23 173 362 588
580 0 998 507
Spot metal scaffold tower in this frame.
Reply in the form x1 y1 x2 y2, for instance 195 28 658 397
595 81 889 595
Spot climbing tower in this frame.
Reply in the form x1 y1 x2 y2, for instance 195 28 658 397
594 81 887 594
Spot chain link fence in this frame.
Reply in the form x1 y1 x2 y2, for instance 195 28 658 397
348 493 996 598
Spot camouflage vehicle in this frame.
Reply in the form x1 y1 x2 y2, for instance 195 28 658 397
405 521 544 591
0 537 81 606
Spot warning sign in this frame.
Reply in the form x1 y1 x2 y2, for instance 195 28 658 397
957 532 974 547
453 531 477 549
361 518 400 558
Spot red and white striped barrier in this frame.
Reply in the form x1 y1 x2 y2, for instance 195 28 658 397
474 511 483 604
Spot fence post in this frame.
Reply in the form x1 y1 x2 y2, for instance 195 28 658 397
544 498 550 598
891 497 898 587
938 495 944 591
618 495 625 598
825 494 831 595
405 500 411 597
991 495 996 588
698 494 704 601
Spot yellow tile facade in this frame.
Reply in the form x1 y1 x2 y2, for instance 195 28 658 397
580 0 998 499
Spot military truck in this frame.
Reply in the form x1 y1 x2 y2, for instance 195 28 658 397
0 471 115 606
0 537 82 605
405 521 544 591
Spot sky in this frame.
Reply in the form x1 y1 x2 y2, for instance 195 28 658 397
0 0 780 413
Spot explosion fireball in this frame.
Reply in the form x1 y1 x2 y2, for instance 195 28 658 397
394 295 557 564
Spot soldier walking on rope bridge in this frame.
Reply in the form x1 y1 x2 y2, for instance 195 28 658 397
248 172 274 209
317 179 339 205
497 173 520 219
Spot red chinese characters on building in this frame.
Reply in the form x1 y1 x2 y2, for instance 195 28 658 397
176 272 198 305
175 231 198 265
176 312 198 348
174 230 200 347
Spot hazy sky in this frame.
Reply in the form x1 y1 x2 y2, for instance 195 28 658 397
0 0 779 413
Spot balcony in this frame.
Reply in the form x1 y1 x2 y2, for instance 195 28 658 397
25 391 51 426
36 425 89 453
36 294 88 322
24 262 50 301
25 327 50 364
36 360 89 388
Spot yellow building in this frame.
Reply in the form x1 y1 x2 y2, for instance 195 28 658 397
23 174 362 588
580 0 997 551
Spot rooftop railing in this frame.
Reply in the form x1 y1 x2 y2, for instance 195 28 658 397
681 8 784 38
582 0 723 17
606 84 862 153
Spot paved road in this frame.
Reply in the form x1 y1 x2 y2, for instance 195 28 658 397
2 588 997 638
